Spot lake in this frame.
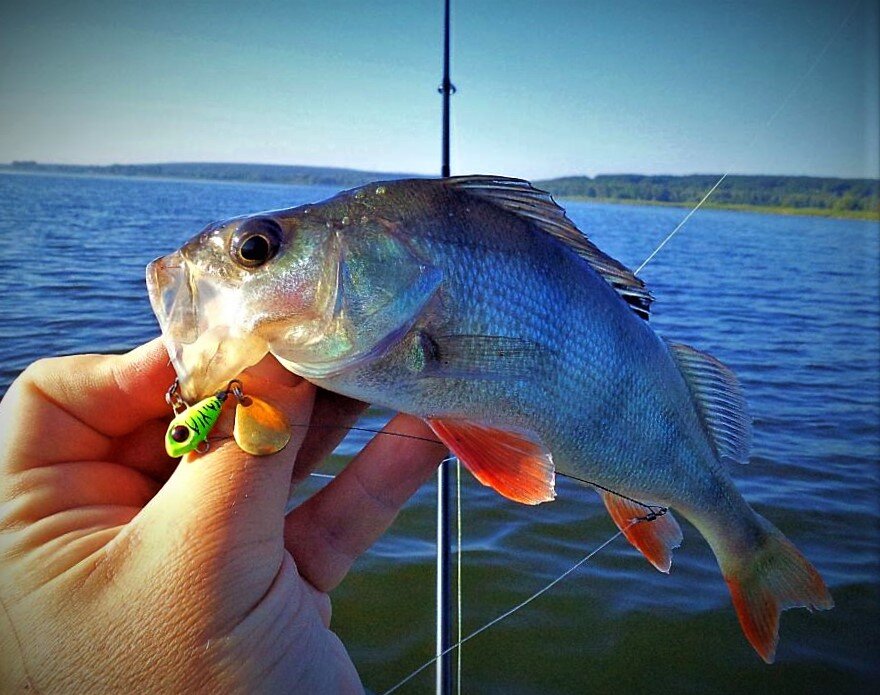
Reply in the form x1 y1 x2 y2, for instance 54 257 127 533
0 172 877 693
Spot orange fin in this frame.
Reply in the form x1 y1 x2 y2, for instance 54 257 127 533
721 514 833 663
601 492 683 573
427 418 555 505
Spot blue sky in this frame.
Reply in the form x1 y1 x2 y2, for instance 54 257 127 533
0 0 877 179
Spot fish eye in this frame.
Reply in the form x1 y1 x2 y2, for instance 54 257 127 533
231 217 282 269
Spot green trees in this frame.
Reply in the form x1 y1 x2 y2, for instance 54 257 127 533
4 162 877 217
537 174 879 215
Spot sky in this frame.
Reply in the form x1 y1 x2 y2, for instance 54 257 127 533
0 0 877 180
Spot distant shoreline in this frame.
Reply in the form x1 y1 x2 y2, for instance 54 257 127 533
558 194 879 220
2 163 877 221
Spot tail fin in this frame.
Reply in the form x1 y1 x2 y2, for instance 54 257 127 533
720 514 833 663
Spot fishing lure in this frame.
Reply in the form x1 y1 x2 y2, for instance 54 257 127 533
233 392 292 455
164 379 291 458
164 383 229 457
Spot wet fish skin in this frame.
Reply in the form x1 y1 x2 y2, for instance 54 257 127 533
308 184 690 484
147 176 832 662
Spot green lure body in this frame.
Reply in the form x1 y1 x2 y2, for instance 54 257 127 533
165 392 227 457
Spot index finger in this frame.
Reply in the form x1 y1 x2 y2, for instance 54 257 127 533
284 414 447 592
1 338 174 452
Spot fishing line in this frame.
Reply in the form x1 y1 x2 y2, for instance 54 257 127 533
286 421 664 514
292 421 663 693
634 175 727 275
288 422 446 447
557 472 666 515
633 0 863 275
286 420 663 692
380 522 633 695
455 457 463 695
308 471 336 480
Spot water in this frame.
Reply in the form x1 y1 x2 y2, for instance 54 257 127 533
1 172 877 693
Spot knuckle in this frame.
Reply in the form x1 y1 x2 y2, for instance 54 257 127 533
18 357 55 386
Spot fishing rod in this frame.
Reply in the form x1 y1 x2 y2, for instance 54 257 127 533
436 1 457 693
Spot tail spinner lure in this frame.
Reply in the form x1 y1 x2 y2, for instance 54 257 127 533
164 380 290 458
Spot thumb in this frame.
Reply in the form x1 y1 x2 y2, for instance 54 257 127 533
134 356 314 608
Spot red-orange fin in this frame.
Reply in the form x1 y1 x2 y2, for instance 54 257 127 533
601 492 683 573
426 418 555 505
721 513 833 663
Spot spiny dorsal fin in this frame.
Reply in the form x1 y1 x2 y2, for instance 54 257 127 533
446 176 653 320
668 341 752 465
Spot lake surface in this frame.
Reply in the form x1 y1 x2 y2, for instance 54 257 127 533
0 172 877 693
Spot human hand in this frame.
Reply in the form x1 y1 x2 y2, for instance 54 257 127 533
0 339 445 693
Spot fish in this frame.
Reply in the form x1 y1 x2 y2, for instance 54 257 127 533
146 175 832 662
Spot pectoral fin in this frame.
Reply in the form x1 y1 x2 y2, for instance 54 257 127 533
414 333 545 381
427 418 556 505
600 491 683 573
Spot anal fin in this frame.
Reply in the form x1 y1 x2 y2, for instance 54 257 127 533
427 418 556 505
601 491 683 573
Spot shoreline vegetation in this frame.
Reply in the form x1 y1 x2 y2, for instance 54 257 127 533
3 161 878 221
556 195 878 220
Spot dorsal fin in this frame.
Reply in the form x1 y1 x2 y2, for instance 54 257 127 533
446 176 653 320
668 342 752 465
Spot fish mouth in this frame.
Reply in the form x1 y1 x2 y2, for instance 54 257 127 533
146 252 268 401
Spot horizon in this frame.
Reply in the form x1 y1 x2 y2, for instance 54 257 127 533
4 159 878 182
1 1 878 180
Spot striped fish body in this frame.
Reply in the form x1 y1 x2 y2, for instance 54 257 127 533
147 176 832 662
313 182 714 502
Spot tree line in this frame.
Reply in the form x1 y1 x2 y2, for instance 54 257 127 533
6 162 878 214
536 174 879 213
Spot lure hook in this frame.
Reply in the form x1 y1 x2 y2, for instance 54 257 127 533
165 379 188 414
225 379 252 406
637 506 668 523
